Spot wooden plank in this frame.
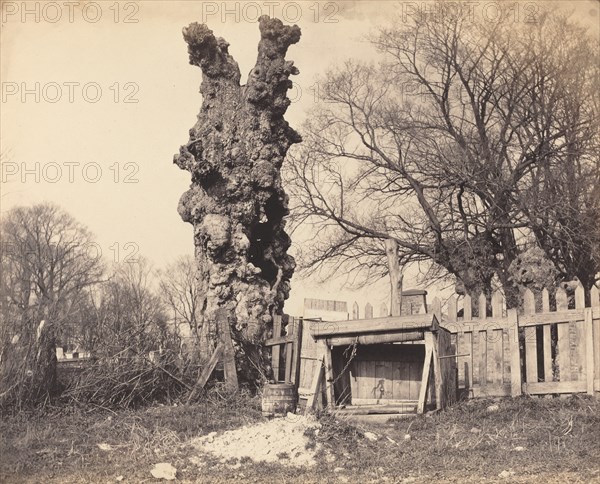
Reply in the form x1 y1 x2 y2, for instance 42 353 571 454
464 294 472 321
355 360 366 401
417 345 433 414
572 283 586 382
444 319 516 333
542 289 553 382
493 328 504 385
584 308 594 395
519 310 585 326
471 384 511 398
523 380 587 395
508 309 522 397
321 341 335 407
502 329 510 385
375 361 392 400
265 334 295 346
491 291 504 386
465 331 473 390
428 332 443 410
336 402 417 414
556 288 570 382
396 360 410 400
523 289 538 384
478 296 487 387
186 343 224 403
291 318 304 389
479 330 488 385
409 361 422 400
308 313 435 338
448 296 458 323
472 329 480 386
216 309 238 391
591 285 600 307
438 328 457 406
448 295 467 390
304 355 324 415
272 315 282 382
326 331 424 346
284 322 294 384
478 293 487 319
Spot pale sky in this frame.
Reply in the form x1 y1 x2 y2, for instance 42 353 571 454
1 1 598 316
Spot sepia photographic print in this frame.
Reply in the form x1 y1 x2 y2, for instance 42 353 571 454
1 1 599 482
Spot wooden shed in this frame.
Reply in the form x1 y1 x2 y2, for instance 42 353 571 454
303 312 457 417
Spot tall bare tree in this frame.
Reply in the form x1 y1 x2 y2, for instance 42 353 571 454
286 5 599 305
159 255 208 358
0 203 104 342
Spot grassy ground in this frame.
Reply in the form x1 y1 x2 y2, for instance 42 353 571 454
1 394 599 483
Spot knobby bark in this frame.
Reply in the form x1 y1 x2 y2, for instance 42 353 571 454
174 17 300 382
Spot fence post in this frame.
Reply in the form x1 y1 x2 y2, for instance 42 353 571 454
542 289 552 382
508 308 522 397
478 293 487 387
523 289 538 385
556 287 570 381
585 308 594 395
272 314 282 382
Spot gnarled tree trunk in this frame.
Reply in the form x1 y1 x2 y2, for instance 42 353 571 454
174 16 300 384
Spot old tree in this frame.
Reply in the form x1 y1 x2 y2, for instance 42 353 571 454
174 16 300 383
285 7 599 308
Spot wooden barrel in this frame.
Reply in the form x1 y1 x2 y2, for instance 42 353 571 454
261 383 297 417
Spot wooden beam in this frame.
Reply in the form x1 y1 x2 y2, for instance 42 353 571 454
428 332 443 410
284 323 294 383
508 309 522 397
417 343 433 414
523 289 538 384
322 341 335 408
265 334 295 346
519 310 585 326
291 318 304 389
272 315 282 382
523 380 587 395
584 308 594 395
216 308 238 392
326 331 424 347
542 289 553 382
556 288 570 383
186 343 223 403
308 313 435 338
304 355 324 415
441 319 516 333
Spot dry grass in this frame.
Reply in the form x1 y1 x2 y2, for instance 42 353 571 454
1 395 599 483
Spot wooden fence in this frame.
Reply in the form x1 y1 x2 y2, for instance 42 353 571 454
442 283 600 398
296 282 600 403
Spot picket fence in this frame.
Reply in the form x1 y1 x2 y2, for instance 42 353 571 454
309 282 600 399
443 283 600 398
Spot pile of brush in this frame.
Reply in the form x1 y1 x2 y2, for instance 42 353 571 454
59 348 203 409
0 320 59 412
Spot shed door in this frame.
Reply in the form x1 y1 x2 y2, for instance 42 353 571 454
349 344 424 404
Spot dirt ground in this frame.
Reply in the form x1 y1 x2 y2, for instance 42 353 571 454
1 395 599 483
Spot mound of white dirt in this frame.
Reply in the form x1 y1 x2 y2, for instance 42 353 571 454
190 413 322 467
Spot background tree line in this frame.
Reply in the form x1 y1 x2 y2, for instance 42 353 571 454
0 202 206 408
